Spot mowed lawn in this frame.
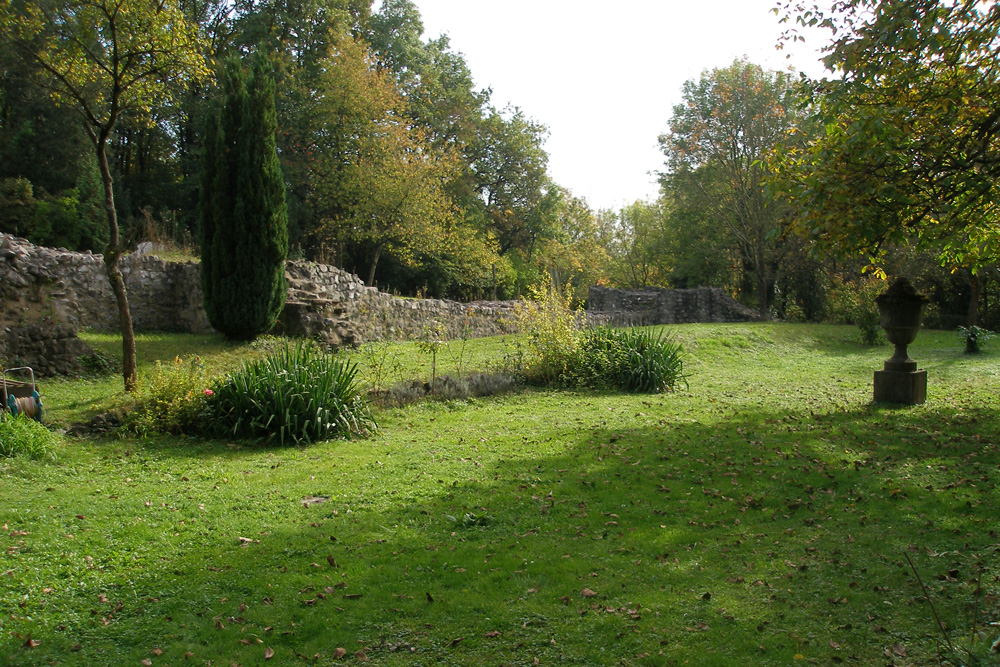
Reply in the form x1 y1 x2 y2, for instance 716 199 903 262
1 323 998 666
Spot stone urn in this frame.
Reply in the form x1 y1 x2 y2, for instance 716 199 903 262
873 278 929 404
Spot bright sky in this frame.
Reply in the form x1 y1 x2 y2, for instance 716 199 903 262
411 0 831 212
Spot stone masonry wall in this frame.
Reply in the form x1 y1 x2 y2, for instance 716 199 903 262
0 234 515 347
2 234 759 361
587 285 761 325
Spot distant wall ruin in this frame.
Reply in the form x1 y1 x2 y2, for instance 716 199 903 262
587 285 761 326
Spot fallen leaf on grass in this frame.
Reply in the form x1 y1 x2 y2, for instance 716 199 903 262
141 660 152 666
333 647 347 659
24 637 40 648
355 650 368 661
581 588 597 597
264 647 274 660
151 648 164 656
327 555 338 568
485 631 502 638
183 652 194 660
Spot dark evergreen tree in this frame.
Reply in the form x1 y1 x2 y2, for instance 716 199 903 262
200 57 288 339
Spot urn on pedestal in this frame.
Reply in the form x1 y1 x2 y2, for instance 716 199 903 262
873 278 929 404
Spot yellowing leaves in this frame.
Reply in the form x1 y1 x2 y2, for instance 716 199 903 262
1 0 209 127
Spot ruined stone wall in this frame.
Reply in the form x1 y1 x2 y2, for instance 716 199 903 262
281 261 516 343
587 285 761 325
0 233 209 333
0 234 515 347
2 235 760 364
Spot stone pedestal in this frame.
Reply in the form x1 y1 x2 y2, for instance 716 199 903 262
872 278 929 405
873 368 927 404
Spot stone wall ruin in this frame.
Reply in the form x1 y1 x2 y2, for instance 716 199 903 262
1 233 762 376
587 285 761 325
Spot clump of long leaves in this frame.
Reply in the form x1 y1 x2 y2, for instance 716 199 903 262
0 412 58 460
577 326 687 393
209 342 376 445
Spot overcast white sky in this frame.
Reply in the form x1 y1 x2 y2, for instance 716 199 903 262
409 0 831 211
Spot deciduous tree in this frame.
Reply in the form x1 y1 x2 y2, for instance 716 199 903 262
660 59 798 316
0 0 209 390
772 0 1000 272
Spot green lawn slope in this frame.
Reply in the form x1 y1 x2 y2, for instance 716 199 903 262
1 323 997 666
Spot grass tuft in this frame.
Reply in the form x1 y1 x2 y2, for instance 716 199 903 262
0 412 58 460
210 342 376 444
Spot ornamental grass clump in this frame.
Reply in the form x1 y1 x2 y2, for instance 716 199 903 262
0 413 58 460
578 326 687 393
209 342 375 445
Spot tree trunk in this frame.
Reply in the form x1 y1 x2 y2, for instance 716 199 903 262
755 241 770 319
94 132 138 392
757 271 769 319
365 243 383 287
968 270 982 327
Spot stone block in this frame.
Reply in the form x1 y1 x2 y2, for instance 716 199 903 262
873 369 927 405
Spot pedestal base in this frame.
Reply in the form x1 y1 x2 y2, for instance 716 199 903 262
873 369 927 405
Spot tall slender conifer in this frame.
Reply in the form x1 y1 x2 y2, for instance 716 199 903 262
200 57 288 339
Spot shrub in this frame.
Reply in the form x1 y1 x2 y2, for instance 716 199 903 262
120 355 212 437
957 325 994 354
416 321 448 393
0 413 58 460
209 342 375 445
577 327 687 393
827 275 885 345
510 284 581 386
78 351 119 376
359 339 404 395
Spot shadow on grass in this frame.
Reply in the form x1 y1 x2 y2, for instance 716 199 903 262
4 388 997 666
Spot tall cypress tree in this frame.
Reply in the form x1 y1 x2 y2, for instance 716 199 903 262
200 57 288 339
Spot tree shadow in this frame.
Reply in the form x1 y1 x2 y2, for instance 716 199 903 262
9 389 997 665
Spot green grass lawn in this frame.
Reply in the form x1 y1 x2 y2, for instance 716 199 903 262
1 323 998 666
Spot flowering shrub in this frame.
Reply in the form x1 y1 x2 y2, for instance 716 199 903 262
121 355 212 436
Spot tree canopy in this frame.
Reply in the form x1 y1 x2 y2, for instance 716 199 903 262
659 59 799 316
771 0 1000 271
